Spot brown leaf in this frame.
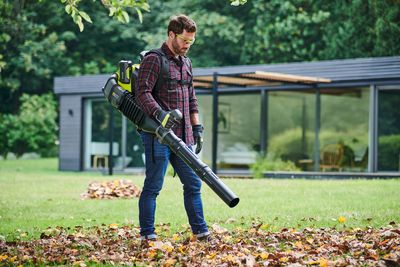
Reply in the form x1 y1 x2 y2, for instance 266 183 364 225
2 222 400 266
81 180 141 199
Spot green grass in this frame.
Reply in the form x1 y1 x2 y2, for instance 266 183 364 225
1 158 399 241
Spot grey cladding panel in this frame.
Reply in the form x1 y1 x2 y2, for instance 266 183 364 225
60 158 81 171
59 95 82 171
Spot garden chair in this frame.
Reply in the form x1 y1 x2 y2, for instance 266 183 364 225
320 143 344 171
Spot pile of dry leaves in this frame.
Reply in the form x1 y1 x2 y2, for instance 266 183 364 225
80 179 141 199
1 222 399 266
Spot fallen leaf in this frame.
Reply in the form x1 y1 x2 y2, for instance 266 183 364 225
338 216 347 223
109 223 119 229
211 223 228 234
172 233 180 242
163 258 177 267
2 221 400 266
279 256 289 263
206 252 217 259
319 258 329 267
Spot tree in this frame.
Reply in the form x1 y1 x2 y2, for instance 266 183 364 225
0 1 68 114
4 94 58 158
128 0 250 67
0 0 248 114
60 0 247 32
0 114 12 159
240 0 330 64
319 0 400 59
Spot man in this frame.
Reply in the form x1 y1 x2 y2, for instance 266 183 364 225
135 14 210 242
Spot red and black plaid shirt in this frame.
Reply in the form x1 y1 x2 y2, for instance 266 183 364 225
135 43 198 145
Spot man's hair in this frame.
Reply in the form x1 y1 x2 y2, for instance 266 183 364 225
167 14 197 35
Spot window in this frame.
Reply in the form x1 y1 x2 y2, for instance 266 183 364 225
378 88 400 172
267 91 315 171
320 88 369 172
83 99 144 170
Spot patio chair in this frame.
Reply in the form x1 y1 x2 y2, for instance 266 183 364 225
320 143 344 171
353 148 368 171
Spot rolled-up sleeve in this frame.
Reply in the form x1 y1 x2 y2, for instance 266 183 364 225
135 54 162 116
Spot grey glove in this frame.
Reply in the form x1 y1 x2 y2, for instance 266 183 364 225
192 124 204 154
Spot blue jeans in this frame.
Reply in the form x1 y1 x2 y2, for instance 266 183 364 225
139 132 209 237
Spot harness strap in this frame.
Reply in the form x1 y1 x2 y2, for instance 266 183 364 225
145 48 170 95
151 135 155 163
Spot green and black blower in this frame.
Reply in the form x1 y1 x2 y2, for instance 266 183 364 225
102 60 239 208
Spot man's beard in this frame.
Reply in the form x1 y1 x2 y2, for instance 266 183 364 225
172 39 188 56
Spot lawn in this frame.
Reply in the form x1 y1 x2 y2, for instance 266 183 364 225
1 158 399 242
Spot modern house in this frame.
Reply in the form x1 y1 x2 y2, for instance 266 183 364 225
54 56 400 176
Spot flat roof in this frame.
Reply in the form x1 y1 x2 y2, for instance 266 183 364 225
54 56 400 95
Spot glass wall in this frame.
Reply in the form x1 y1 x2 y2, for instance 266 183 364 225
218 94 260 168
82 85 399 174
198 93 261 168
196 95 213 166
267 91 316 171
378 88 400 172
125 119 145 168
319 88 370 172
83 98 144 171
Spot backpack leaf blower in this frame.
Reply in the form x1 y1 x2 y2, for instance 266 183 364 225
102 62 239 208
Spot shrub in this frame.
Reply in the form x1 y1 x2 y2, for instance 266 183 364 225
0 114 13 158
267 128 314 164
319 130 368 155
267 127 369 167
378 135 400 171
250 154 300 178
1 93 58 158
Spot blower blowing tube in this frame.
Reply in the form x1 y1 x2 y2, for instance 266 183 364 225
102 74 240 208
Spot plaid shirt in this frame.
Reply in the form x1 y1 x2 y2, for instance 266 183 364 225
136 43 198 145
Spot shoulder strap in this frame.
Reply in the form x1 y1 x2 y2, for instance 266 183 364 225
145 48 169 93
180 56 193 86
182 55 191 68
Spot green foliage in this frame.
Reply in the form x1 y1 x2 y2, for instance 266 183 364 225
251 154 300 178
60 0 150 31
0 0 397 159
268 127 314 163
320 0 400 59
267 127 369 170
0 1 68 113
339 142 356 168
0 114 12 158
60 0 245 32
230 0 247 6
1 94 58 158
1 0 399 118
319 130 368 155
378 135 400 171
189 11 244 66
378 91 400 136
242 1 330 64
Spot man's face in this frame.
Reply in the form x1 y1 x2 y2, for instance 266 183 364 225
171 30 196 56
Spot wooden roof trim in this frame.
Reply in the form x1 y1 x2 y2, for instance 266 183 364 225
194 75 265 86
194 71 331 87
194 75 271 86
193 81 213 88
245 71 331 84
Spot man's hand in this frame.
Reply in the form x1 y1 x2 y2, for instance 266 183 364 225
192 124 204 154
155 109 180 129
